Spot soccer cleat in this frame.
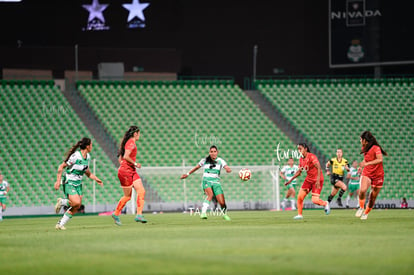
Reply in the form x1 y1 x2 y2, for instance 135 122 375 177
281 201 286 210
360 213 368 220
324 201 331 215
223 214 231 221
293 215 303 220
55 198 62 214
134 214 148 223
55 223 66 230
355 208 364 218
200 213 208 219
112 213 122 226
336 198 343 207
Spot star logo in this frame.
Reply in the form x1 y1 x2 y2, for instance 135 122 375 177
82 0 109 24
122 0 150 22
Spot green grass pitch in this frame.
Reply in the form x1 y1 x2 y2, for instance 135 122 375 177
1 209 413 274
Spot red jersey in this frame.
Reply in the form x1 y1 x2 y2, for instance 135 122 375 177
120 138 137 170
362 145 384 178
299 152 324 182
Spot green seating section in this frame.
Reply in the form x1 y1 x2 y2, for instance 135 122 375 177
78 80 297 202
256 78 414 200
0 82 121 207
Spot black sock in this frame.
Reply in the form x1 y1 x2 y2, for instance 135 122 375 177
328 195 334 202
338 189 345 199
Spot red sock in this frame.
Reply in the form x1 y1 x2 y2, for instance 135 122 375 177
114 196 130 216
297 189 307 215
364 207 372 215
312 196 327 206
359 199 365 209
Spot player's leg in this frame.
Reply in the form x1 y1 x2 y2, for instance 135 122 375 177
55 183 70 214
346 191 353 208
289 187 296 210
294 188 308 219
0 201 4 221
133 178 147 223
327 175 339 204
334 180 347 207
213 185 231 221
356 176 371 217
361 178 383 219
112 169 134 225
56 191 81 230
201 186 214 219
311 186 330 214
112 187 132 225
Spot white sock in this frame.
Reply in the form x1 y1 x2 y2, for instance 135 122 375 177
0 207 2 219
346 195 350 205
61 198 70 207
290 199 296 208
201 202 210 214
59 212 72 226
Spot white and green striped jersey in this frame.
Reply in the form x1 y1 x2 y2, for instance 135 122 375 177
0 180 9 197
349 167 360 185
199 157 227 183
65 151 90 186
281 165 299 184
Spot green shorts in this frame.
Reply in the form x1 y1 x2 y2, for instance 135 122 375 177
64 182 83 197
348 184 359 193
202 179 224 196
0 197 7 205
285 182 296 189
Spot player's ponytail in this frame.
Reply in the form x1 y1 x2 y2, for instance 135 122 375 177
64 137 91 162
118 126 140 158
360 131 387 156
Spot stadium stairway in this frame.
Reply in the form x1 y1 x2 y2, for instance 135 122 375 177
244 89 328 166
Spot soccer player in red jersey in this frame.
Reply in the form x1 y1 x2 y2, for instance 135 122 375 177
285 143 330 219
112 126 147 225
355 131 387 220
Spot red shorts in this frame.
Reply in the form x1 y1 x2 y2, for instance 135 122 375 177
363 175 384 188
118 167 140 187
301 178 324 196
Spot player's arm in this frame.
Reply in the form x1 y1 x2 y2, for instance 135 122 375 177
123 148 141 168
279 171 287 180
325 160 332 175
85 169 103 186
180 164 201 179
360 153 383 168
345 161 350 172
285 169 301 185
314 160 322 189
55 162 68 190
223 165 232 173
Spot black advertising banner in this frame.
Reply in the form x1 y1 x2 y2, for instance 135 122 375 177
329 0 414 68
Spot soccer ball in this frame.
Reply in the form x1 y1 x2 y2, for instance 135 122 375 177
239 168 251 181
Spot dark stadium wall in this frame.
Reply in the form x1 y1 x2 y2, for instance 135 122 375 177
0 0 413 84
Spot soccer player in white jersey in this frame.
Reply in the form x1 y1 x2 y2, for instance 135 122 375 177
0 173 10 222
280 158 299 210
54 137 103 230
346 160 361 208
180 145 232 220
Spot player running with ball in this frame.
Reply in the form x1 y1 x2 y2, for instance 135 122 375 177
181 145 232 221
285 143 330 220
